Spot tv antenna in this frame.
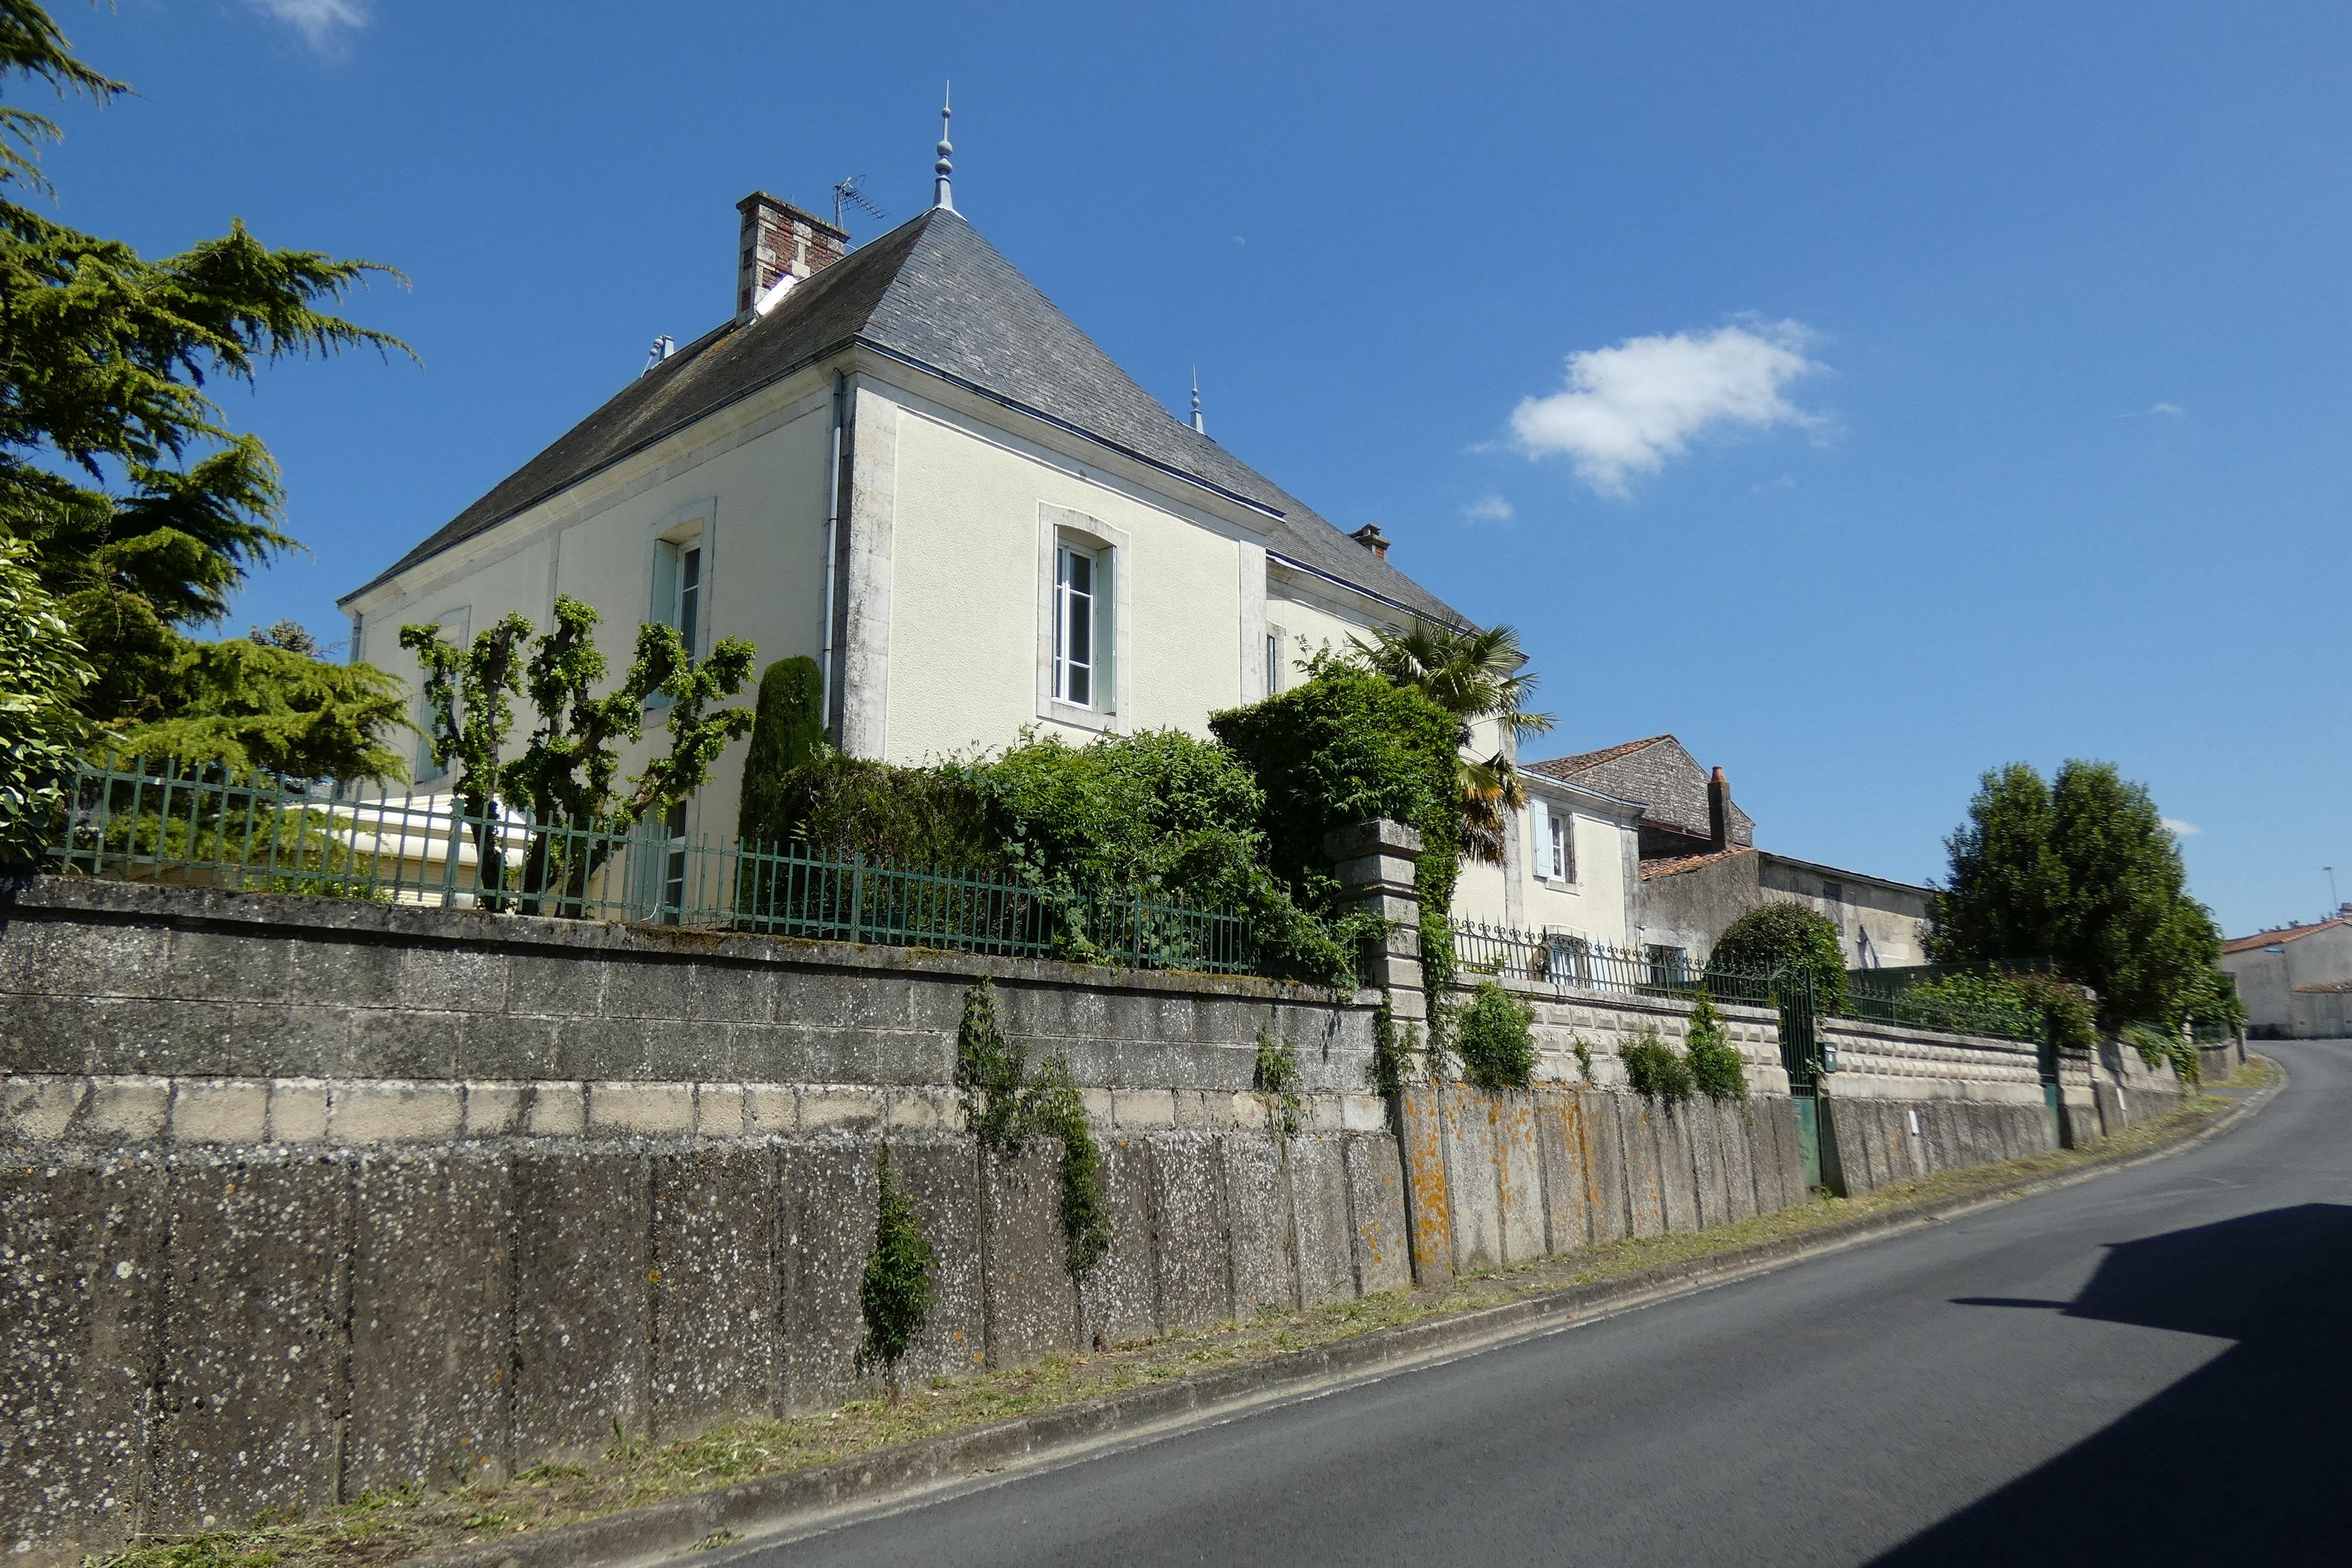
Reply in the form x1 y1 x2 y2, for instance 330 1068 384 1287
833 176 885 230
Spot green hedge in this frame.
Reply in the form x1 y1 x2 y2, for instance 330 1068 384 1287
1711 904 1850 1014
1210 665 1465 991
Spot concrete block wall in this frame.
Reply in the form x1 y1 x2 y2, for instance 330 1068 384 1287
1401 1082 1811 1279
0 879 1405 1557
1814 1018 2060 1190
1397 981 1810 1283
2 1124 1405 1555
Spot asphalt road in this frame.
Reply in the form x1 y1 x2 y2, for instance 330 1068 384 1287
746 1042 2351 1566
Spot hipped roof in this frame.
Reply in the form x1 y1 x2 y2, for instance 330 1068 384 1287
347 208 1463 626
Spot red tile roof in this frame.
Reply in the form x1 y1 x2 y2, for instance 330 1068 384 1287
2222 917 2350 955
1639 847 1756 880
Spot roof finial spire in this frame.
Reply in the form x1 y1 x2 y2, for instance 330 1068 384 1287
1189 366 1205 434
932 82 955 212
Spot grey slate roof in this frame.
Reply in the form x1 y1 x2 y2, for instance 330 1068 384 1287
347 209 1465 625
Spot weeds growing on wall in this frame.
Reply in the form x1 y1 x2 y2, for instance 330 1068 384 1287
855 1146 935 1399
954 979 1029 1150
1254 1029 1304 1140
1683 993 1748 1101
1023 1054 1115 1277
2011 971 2101 1058
2123 1022 2201 1084
1454 981 1537 1091
1572 1038 1595 1084
1620 1031 1696 1102
953 981 1114 1279
1368 990 1421 1097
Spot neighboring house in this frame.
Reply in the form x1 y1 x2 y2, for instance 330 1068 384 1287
2220 915 2352 1038
1525 735 1932 969
338 172 1641 945
1527 735 1752 862
1454 768 1645 950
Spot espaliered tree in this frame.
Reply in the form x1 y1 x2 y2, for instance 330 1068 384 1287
0 0 412 784
400 597 756 910
1929 760 2224 1030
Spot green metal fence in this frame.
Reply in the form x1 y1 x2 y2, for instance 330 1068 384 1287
40 760 1261 976
1450 920 1824 1089
1449 921 1781 1011
1841 964 2045 1044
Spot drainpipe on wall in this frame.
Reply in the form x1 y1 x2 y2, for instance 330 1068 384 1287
819 369 848 737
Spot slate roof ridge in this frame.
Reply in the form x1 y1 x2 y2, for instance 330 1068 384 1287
343 206 1464 627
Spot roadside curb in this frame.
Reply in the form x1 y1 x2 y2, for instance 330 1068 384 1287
417 1069 2281 1568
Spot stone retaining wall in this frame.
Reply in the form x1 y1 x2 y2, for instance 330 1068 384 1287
5 1124 1406 1559
0 879 1401 1558
0 875 2198 1556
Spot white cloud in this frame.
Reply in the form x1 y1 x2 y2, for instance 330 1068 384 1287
246 0 369 51
2162 817 2201 837
1508 320 1822 496
1749 474 1797 496
2116 401 2185 419
1463 492 1515 524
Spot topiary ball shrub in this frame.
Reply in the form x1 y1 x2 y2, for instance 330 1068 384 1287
1455 980 1538 1090
1684 993 1748 1101
1711 903 1850 1013
1620 1032 1695 1102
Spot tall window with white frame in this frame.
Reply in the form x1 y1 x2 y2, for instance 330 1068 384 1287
659 800 688 924
1053 541 1097 709
674 540 701 653
649 532 704 709
1548 810 1574 883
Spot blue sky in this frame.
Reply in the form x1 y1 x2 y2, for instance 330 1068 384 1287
34 0 2352 934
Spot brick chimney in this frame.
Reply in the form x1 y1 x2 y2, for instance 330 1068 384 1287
735 193 849 318
1707 765 1733 852
1349 523 1391 561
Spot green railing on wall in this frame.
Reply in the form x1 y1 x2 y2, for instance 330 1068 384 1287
1840 964 2045 1044
1448 920 1782 1011
38 760 1261 977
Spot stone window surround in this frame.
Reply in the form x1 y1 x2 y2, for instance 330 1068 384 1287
1035 502 1131 731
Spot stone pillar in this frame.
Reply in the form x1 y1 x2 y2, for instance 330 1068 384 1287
1322 818 1453 1285
1321 818 1425 1020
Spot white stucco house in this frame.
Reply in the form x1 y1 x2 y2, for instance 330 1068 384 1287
2220 915 2352 1038
339 172 1639 946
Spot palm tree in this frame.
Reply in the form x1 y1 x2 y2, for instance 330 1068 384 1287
1347 619 1554 865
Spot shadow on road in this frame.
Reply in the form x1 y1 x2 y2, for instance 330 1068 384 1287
1874 1203 2352 1565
